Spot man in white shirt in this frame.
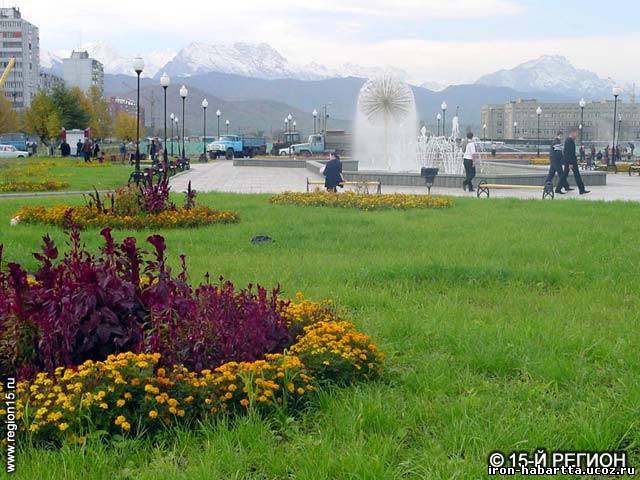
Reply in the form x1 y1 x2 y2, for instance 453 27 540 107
462 131 476 192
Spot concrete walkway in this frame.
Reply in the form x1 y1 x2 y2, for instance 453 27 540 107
172 161 640 201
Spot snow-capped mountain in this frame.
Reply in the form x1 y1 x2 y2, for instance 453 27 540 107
40 50 63 75
420 81 447 92
476 55 615 99
42 40 407 82
157 42 306 79
155 42 408 81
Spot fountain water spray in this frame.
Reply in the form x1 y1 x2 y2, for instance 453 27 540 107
354 75 418 171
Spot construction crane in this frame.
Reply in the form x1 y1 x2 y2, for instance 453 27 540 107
0 57 16 91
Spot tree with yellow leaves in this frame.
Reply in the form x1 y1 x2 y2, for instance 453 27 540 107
113 112 143 142
23 91 61 145
0 95 20 134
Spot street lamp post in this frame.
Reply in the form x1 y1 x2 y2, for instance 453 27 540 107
436 113 441 136
202 98 208 161
536 106 542 157
174 117 179 157
483 123 487 142
225 119 229 134
179 85 188 159
441 102 447 137
618 114 622 160
489 107 494 143
612 85 622 165
579 98 586 145
513 121 518 140
169 113 175 157
132 57 144 184
160 72 170 167
216 109 221 138
313 109 318 134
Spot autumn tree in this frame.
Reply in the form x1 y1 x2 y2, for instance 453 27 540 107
113 112 144 142
23 91 61 145
0 95 19 134
86 85 112 139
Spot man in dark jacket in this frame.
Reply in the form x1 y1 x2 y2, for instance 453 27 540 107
559 127 589 195
546 131 569 194
323 153 343 192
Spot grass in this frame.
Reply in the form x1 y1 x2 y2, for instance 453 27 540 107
1 193 640 479
0 156 132 192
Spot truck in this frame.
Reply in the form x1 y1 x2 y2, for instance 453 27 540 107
270 131 301 156
279 129 352 156
207 135 267 159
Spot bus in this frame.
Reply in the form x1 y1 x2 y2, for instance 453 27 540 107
0 132 28 152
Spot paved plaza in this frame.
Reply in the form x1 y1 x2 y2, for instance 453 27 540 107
171 161 640 202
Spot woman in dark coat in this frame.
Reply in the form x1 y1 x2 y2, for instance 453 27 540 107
323 153 343 192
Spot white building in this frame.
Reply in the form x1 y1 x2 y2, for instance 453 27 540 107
62 50 104 93
0 7 40 109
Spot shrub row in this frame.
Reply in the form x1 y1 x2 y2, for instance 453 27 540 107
270 191 453 210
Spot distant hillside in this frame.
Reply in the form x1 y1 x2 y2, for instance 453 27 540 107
105 72 571 134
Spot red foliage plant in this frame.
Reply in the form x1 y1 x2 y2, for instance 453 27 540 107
0 220 292 379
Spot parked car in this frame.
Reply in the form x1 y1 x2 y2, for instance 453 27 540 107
0 144 29 158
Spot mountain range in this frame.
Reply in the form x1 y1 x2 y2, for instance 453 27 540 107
40 41 632 135
42 41 408 82
475 55 624 100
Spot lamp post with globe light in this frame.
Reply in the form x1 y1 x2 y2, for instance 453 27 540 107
536 106 542 156
132 57 144 184
579 98 586 144
216 109 221 138
225 119 229 134
160 72 170 167
441 102 447 137
313 109 318 133
202 99 208 161
436 113 441 136
174 116 179 156
284 117 289 134
169 113 175 157
179 85 188 159
513 121 518 139
612 85 622 164
483 123 487 142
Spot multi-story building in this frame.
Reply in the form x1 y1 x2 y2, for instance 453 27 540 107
62 50 104 93
38 71 64 95
0 7 40 109
481 98 640 144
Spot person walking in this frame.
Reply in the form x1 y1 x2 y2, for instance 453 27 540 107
558 127 589 195
82 139 93 163
323 152 343 193
119 141 127 163
93 141 100 158
76 139 83 157
462 131 476 192
547 131 569 193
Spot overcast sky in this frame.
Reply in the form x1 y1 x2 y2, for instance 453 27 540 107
13 0 640 84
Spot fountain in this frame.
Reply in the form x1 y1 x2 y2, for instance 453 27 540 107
354 75 418 171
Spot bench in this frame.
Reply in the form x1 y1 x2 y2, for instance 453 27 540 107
628 164 640 176
306 178 382 194
476 180 555 200
595 163 618 174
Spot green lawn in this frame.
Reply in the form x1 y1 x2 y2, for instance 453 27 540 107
0 156 132 192
1 193 639 479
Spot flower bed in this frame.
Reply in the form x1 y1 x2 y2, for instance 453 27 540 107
270 191 453 210
0 180 69 193
13 204 239 230
11 177 239 230
0 229 384 444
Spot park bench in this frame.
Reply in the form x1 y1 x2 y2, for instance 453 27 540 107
476 180 555 200
595 163 617 174
306 178 382 194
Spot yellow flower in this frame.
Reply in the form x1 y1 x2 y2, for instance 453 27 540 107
99 402 108 410
148 410 158 419
121 421 131 431
58 422 69 431
116 399 126 407
114 415 126 426
240 399 249 407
